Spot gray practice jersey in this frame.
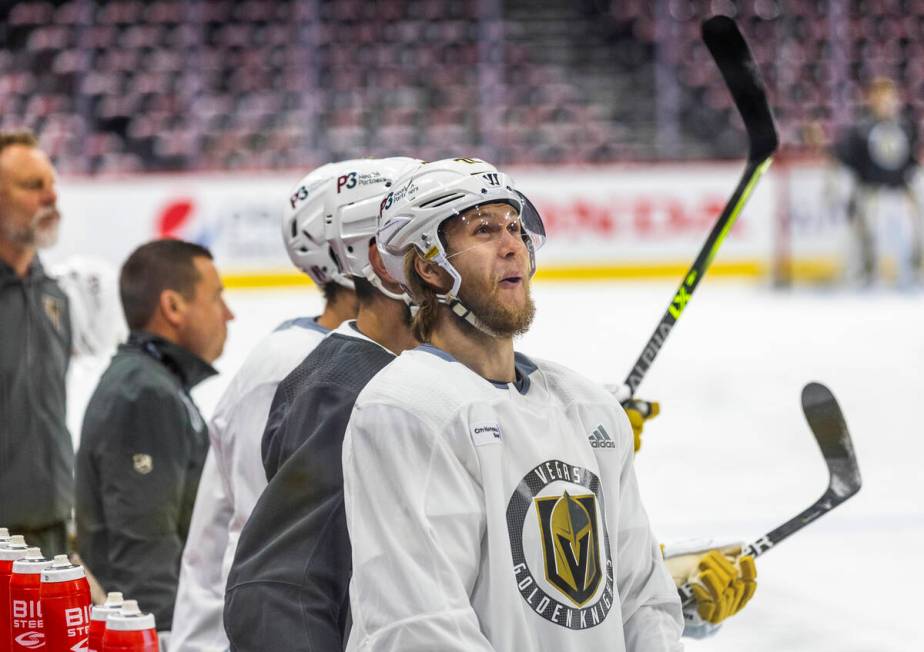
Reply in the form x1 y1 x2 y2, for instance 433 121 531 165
225 322 395 652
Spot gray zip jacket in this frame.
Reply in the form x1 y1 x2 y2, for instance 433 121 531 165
76 331 215 630
0 256 73 529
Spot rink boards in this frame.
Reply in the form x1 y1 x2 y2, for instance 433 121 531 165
47 159 898 285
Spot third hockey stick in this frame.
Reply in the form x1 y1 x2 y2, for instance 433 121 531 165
678 381 862 607
619 16 779 400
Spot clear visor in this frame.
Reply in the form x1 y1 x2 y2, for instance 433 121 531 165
442 195 546 261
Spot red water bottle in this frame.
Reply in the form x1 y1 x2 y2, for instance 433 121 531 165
1 536 29 652
41 554 91 652
9 548 52 651
87 592 123 652
101 601 158 652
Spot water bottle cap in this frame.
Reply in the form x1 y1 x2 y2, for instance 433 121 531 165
41 555 85 583
0 535 30 561
12 548 52 574
106 601 156 631
91 600 124 621
0 527 9 539
91 589 124 622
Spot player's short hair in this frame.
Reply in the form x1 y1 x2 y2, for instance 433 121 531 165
321 280 351 304
351 276 378 304
120 239 214 331
0 129 39 156
403 249 440 343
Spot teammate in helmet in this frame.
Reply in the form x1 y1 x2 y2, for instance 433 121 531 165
171 158 417 652
223 156 421 652
342 157 684 651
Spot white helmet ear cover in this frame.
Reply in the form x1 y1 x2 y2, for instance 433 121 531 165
281 176 354 289
377 215 414 287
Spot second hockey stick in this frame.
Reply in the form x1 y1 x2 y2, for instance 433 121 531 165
678 381 862 607
619 16 779 401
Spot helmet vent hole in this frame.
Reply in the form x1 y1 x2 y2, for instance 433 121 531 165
420 192 465 208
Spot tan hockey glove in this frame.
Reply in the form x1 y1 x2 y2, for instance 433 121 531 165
662 539 758 638
621 399 660 453
689 549 757 623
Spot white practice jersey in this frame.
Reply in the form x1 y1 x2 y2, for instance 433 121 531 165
171 317 330 652
343 345 683 652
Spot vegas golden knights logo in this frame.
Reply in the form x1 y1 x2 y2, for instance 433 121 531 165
42 295 64 335
535 492 601 607
507 460 615 629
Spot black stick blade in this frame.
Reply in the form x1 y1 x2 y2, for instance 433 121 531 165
701 15 779 161
801 382 863 499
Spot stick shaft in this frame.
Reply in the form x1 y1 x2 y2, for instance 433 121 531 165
622 157 772 395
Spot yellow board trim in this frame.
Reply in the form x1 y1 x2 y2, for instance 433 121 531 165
222 261 767 289
220 257 842 289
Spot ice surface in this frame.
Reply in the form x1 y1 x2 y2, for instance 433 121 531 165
68 280 924 650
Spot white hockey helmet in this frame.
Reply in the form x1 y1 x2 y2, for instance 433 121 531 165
376 157 545 332
283 161 358 289
325 157 423 301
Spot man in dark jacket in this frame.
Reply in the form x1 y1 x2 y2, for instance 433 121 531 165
76 239 233 632
0 130 73 556
834 76 922 284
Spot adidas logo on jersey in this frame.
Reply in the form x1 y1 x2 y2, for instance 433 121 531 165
588 425 615 449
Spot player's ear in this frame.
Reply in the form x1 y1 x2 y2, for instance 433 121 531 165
368 239 393 284
413 253 450 292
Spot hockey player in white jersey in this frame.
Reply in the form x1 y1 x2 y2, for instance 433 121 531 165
342 158 684 651
171 158 416 651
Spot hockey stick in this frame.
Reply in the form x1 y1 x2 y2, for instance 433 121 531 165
677 381 862 607
619 16 779 401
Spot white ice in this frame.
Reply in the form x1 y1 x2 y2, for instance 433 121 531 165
69 279 924 651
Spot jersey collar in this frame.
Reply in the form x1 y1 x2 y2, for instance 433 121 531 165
415 343 537 395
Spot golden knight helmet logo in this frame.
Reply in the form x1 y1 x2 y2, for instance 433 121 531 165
536 491 602 606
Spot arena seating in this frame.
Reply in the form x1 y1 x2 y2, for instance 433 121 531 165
1 0 920 173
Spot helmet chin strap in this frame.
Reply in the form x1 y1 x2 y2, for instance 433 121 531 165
438 294 503 338
425 249 504 338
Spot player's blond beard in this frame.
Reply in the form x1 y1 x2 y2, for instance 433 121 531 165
458 274 536 338
0 206 60 249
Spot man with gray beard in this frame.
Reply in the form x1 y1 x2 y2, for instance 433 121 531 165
0 129 73 556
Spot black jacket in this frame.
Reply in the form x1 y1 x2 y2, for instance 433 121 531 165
75 331 215 630
225 328 395 652
0 256 72 529
835 112 918 188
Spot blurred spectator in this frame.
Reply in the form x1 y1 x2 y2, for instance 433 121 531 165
833 77 922 285
75 239 233 634
0 129 72 556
